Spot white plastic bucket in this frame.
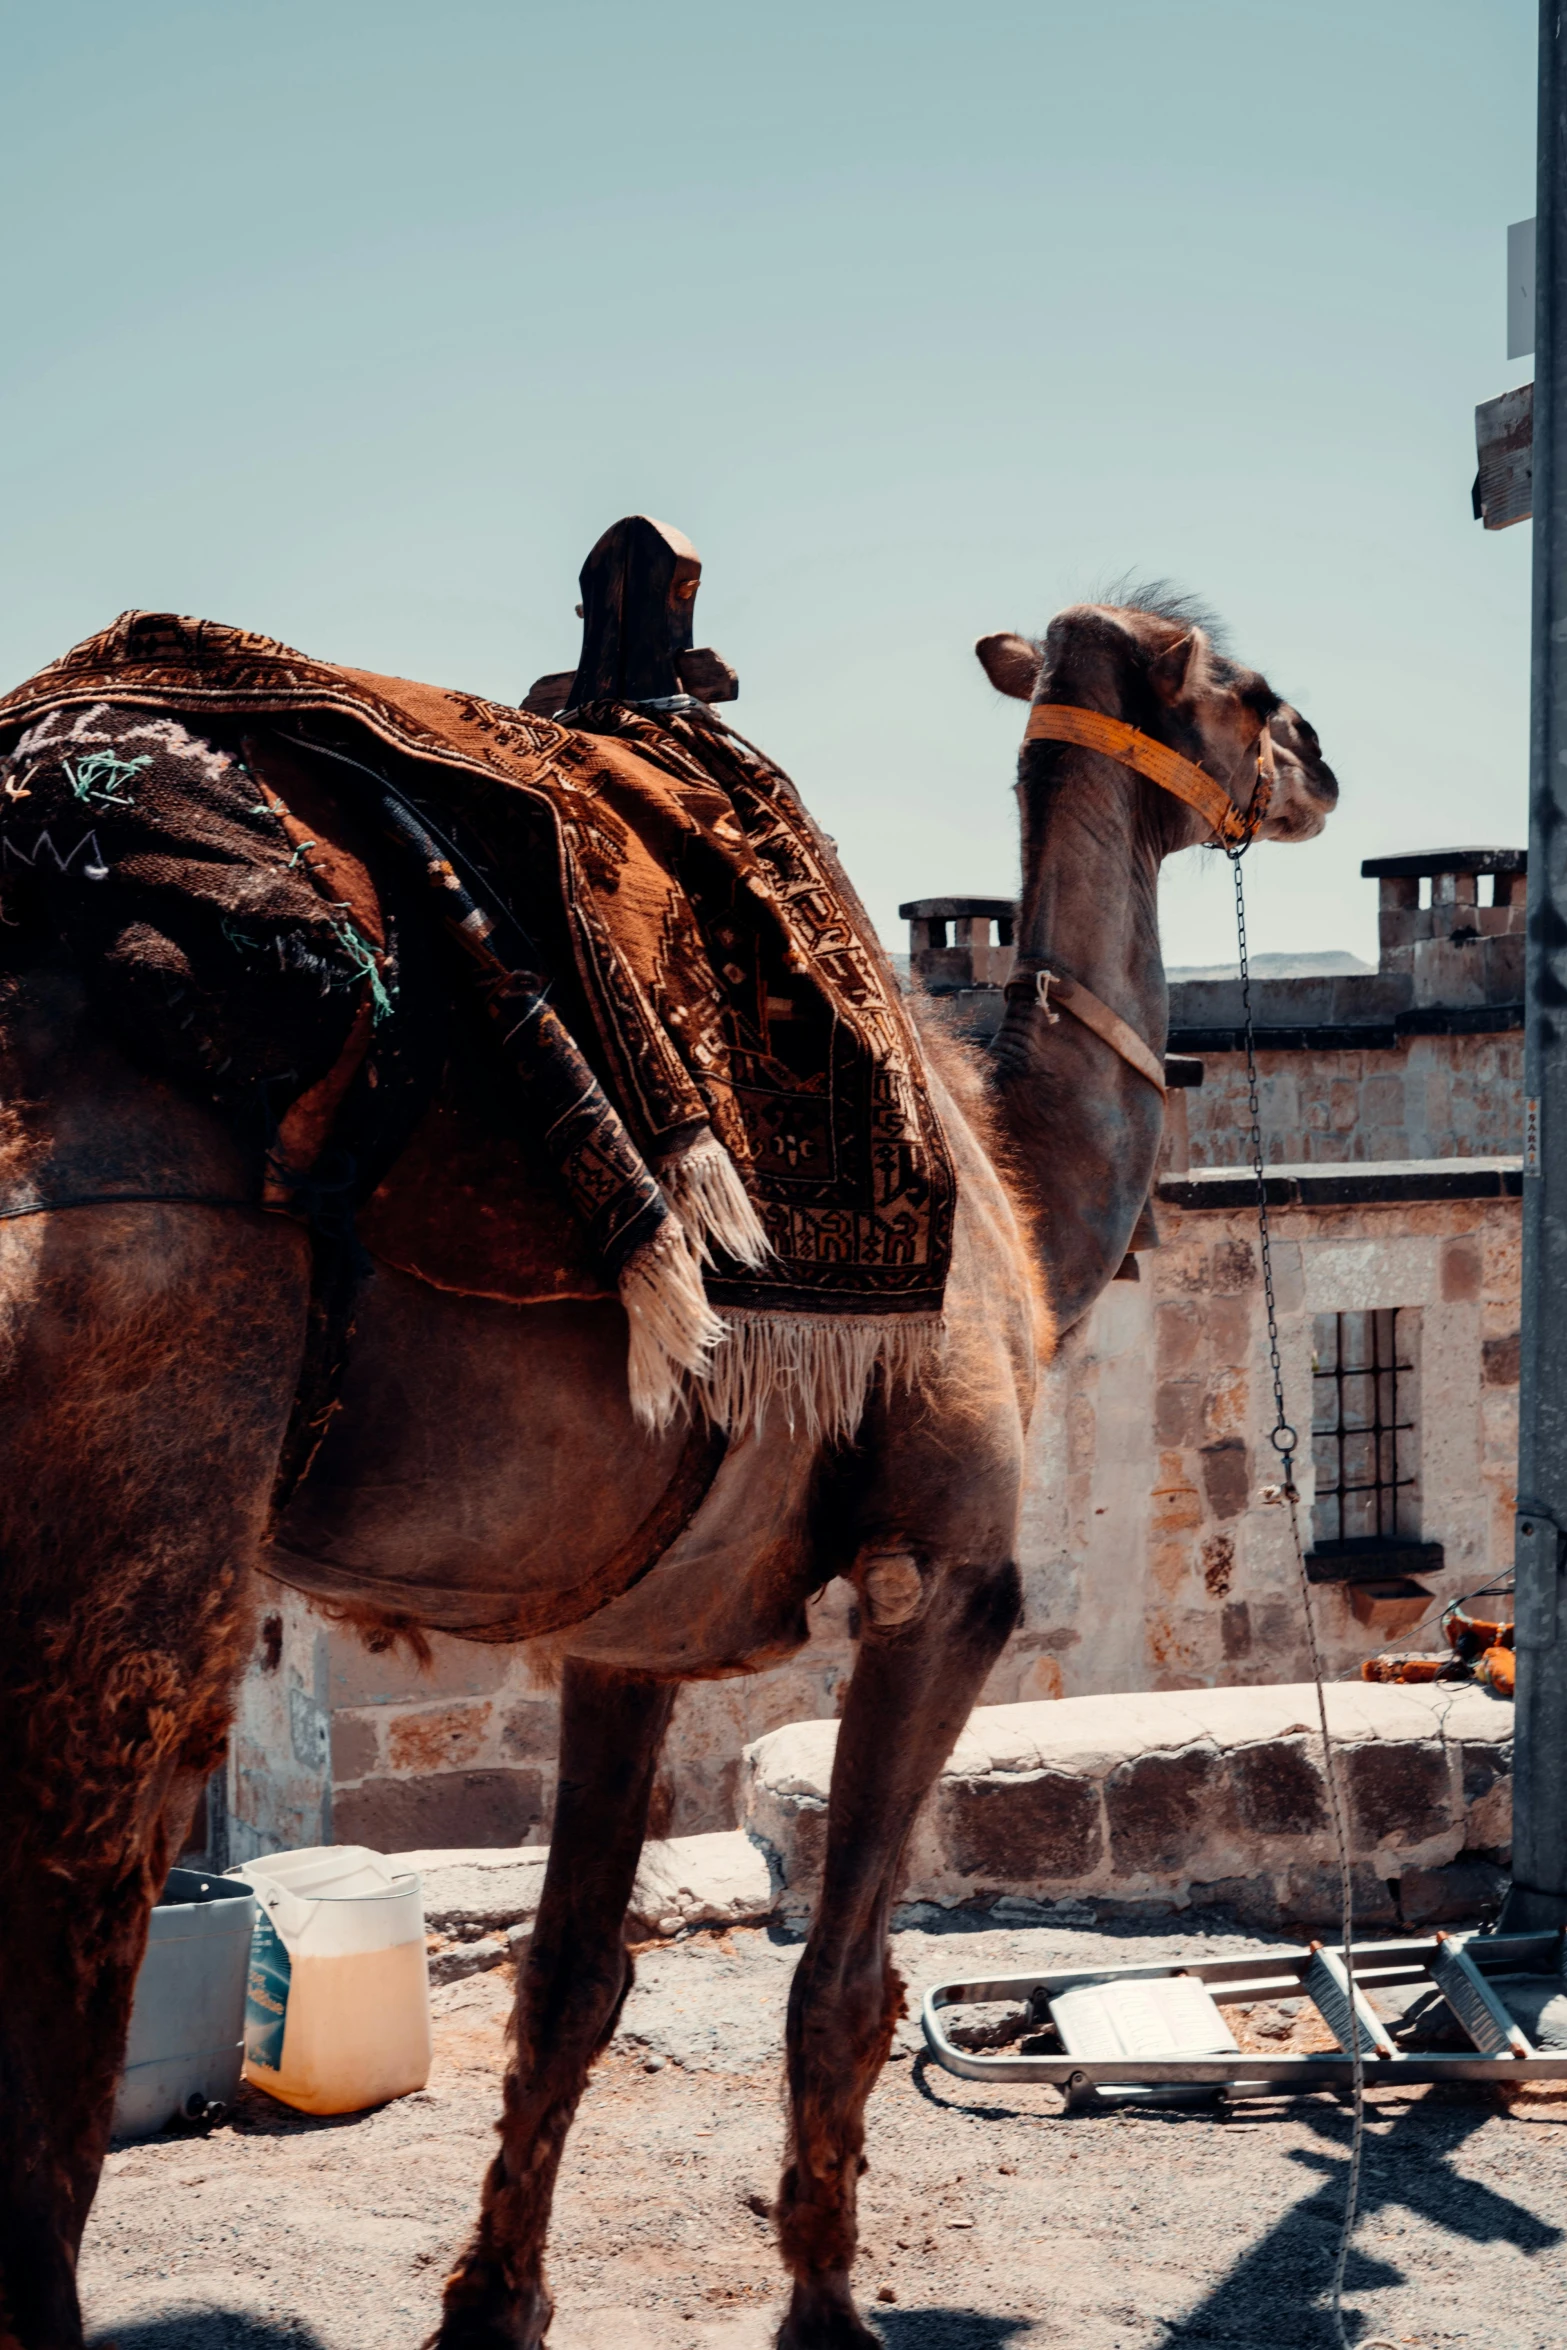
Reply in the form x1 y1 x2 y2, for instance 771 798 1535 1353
227 1845 431 2116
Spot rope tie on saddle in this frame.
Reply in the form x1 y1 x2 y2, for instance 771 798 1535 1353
1002 703 1276 1094
0 1192 260 1222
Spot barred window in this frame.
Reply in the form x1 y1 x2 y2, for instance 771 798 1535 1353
1310 1308 1419 1550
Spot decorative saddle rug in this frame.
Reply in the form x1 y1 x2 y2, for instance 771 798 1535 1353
0 612 954 1436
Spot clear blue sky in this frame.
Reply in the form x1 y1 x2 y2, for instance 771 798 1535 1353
0 0 1536 967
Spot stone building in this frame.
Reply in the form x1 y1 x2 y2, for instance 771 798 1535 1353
214 847 1527 1863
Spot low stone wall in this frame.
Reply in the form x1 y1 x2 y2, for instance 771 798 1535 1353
396 1682 1514 1983
741 1682 1513 1931
407 1829 775 1982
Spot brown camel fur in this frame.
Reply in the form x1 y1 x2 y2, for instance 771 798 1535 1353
0 594 1336 2350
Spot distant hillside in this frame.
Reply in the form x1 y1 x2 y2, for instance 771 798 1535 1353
889 949 1374 985
1168 951 1374 983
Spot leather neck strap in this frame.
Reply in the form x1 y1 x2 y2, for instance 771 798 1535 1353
1003 966 1167 1097
1022 702 1273 848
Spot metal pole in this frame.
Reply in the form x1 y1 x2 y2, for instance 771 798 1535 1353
1505 0 1567 1934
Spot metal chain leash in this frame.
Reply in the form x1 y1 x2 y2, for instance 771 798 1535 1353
1228 846 1399 2350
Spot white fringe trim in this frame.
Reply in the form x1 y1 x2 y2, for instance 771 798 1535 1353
701 1306 945 1444
620 1131 940 1443
657 1131 772 1271
620 1217 728 1431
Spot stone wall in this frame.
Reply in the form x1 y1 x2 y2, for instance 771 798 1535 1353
1006 1190 1522 1704
1180 1032 1523 1169
224 1588 333 1863
236 1581 857 1853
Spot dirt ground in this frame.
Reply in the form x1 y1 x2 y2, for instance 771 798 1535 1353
81 1911 1567 2350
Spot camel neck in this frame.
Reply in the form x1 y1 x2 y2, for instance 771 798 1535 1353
1012 743 1169 1053
987 738 1181 1333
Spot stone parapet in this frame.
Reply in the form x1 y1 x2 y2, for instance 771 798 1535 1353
1162 1157 1522 1210
741 1683 1512 1930
404 1829 777 1982
1362 848 1526 1009
405 1828 775 1941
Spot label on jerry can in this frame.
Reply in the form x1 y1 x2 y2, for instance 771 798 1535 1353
245 1910 292 2070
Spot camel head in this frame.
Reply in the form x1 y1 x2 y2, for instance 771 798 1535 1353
976 597 1339 849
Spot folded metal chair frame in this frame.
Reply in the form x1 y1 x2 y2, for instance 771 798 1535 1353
922 1929 1567 2111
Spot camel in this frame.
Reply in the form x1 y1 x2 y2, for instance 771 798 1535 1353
0 581 1337 2350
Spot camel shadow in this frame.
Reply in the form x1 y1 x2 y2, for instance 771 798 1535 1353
875 2312 1034 2349
1159 2093 1562 2345
88 2317 330 2349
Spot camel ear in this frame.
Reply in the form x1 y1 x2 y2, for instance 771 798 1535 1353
975 633 1042 701
1147 630 1206 705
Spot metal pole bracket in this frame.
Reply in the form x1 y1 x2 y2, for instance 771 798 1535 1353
1515 1505 1567 1648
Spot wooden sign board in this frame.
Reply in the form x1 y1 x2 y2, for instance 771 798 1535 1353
1475 382 1534 530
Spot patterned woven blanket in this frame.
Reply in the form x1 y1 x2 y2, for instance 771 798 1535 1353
0 612 954 1435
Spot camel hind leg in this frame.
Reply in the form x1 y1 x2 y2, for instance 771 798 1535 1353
776 1552 1023 2350
434 1660 677 2350
0 1202 308 2349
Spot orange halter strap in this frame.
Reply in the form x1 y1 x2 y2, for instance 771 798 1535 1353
1021 702 1274 849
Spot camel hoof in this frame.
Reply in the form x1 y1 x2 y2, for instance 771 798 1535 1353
426 2277 553 2350
777 2282 884 2350
776 2320 883 2350
424 2322 546 2350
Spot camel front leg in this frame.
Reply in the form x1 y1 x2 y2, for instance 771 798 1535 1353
0 1204 309 2350
434 1660 677 2350
776 1554 1022 2350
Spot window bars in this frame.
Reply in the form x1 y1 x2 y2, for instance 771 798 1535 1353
1310 1308 1415 1549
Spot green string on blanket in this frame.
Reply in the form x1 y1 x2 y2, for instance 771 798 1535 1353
327 909 394 1024
220 907 393 1024
220 915 265 957
63 749 152 808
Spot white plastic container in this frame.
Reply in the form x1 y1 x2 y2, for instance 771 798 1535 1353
112 1867 258 2140
227 1845 431 2116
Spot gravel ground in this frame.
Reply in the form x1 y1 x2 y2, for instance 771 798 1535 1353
80 1911 1567 2350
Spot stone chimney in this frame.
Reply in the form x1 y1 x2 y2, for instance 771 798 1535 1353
1361 849 1526 1008
899 897 1018 993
